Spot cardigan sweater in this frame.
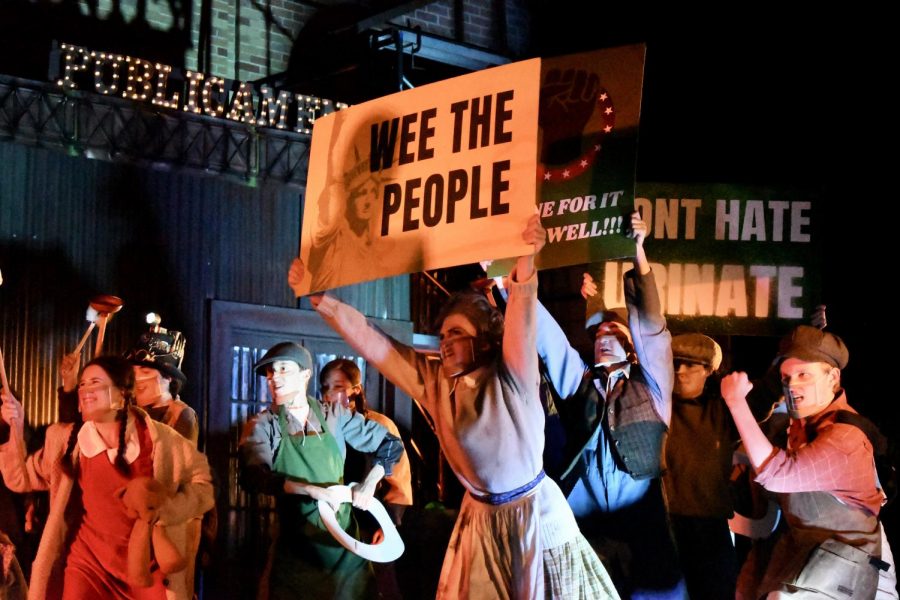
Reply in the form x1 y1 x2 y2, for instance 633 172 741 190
0 408 214 600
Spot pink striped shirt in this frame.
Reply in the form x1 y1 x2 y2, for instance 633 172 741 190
754 393 883 516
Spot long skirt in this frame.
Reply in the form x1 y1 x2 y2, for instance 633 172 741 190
436 490 620 599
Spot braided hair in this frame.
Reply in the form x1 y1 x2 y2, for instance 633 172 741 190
60 355 136 478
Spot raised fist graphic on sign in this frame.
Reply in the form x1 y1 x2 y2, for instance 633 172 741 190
539 68 600 165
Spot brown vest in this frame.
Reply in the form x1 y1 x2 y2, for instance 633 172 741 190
739 400 883 599
559 367 667 482
745 491 882 599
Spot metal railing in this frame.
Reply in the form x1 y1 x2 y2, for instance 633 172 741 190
0 74 310 188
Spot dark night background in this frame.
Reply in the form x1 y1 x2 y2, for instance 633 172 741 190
527 5 898 535
1 1 897 590
527 9 891 397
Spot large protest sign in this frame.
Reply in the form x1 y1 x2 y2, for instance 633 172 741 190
296 59 541 295
537 45 645 267
586 183 822 336
486 45 646 277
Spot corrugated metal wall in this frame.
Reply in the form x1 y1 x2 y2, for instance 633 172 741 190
0 140 409 429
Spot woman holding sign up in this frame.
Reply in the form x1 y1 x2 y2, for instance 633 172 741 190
290 214 619 599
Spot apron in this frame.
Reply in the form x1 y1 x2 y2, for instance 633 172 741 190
266 401 373 599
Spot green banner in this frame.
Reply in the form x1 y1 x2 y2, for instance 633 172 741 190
586 183 823 336
537 44 645 268
487 44 645 276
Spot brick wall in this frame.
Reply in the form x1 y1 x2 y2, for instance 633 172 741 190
400 0 456 40
393 0 530 55
198 0 316 81
73 0 530 83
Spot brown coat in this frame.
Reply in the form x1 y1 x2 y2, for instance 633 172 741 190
0 408 214 600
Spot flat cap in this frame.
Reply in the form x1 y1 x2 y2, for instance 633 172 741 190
672 333 722 370
585 306 629 331
254 342 313 375
777 325 848 369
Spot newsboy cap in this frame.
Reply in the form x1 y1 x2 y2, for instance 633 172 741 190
777 325 849 369
672 333 722 371
585 306 628 331
254 342 313 375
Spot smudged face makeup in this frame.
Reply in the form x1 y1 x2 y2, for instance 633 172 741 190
440 313 480 378
78 364 124 422
266 360 310 408
674 361 710 400
594 334 626 366
321 369 360 411
781 358 838 419
133 365 170 407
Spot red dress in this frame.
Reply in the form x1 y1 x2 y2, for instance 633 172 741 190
62 419 167 600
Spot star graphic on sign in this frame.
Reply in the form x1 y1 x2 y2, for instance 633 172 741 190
537 85 615 187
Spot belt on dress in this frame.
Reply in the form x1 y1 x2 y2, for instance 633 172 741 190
469 470 546 505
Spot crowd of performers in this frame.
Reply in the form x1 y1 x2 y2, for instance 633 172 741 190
0 211 897 599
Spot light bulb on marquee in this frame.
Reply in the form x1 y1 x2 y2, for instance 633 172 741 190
184 71 205 114
58 43 91 89
295 93 323 134
257 85 292 129
227 82 257 123
152 64 180 109
123 56 155 101
54 42 351 132
201 76 225 116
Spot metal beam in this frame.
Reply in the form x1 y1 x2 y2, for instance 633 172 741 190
0 75 310 188
354 0 439 33
383 26 510 71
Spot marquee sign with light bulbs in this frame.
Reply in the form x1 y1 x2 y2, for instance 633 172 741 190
50 42 349 135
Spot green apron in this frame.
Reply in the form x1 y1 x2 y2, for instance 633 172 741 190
268 400 373 599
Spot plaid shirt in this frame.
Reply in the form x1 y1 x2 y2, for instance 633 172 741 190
754 391 883 516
